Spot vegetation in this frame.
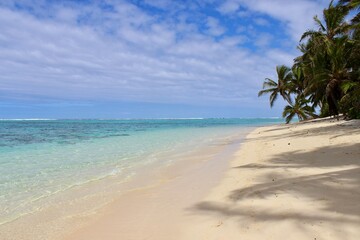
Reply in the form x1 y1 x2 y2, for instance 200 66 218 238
259 0 360 123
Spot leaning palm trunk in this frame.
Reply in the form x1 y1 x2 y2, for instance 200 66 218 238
325 78 342 117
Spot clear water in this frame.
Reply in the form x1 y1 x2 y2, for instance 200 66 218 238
0 118 281 225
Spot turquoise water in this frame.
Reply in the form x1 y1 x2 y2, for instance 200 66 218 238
0 118 281 225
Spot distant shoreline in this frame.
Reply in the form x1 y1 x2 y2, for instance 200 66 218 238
0 117 282 120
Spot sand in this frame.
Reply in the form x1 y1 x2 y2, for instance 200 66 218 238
64 119 360 240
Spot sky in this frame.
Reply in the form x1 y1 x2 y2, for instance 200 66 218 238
0 0 331 119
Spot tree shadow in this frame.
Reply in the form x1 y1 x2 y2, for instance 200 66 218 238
254 120 360 142
237 144 360 169
190 129 360 236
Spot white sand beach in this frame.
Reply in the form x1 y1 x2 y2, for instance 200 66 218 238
64 119 360 240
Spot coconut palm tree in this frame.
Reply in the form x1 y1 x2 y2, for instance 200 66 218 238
301 1 350 44
282 96 317 124
258 65 293 107
300 1 351 117
259 1 360 121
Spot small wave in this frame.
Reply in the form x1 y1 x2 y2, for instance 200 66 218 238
148 118 205 120
0 119 57 121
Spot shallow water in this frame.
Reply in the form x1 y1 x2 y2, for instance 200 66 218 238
0 118 281 225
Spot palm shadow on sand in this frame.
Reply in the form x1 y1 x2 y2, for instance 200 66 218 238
191 131 360 235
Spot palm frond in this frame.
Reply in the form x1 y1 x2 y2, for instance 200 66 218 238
285 112 296 124
269 91 278 108
314 15 327 32
263 78 277 88
258 88 277 97
301 30 322 42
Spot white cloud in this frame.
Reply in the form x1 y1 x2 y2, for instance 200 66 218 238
265 49 296 67
254 33 273 48
218 0 241 14
206 17 226 36
218 0 329 41
220 36 247 47
253 17 270 27
0 0 329 109
143 0 171 9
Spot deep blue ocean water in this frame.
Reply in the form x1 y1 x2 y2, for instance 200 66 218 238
0 118 282 225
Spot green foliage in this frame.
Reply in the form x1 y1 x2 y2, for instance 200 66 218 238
340 94 360 118
339 82 360 119
258 65 293 107
282 96 317 123
320 103 330 118
259 0 360 122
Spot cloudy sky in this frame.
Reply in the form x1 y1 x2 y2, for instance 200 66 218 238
0 0 330 118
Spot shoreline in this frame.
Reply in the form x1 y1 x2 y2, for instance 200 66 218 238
0 125 252 240
66 118 360 240
2 119 359 239
63 127 247 240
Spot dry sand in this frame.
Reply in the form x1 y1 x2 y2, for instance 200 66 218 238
65 119 360 240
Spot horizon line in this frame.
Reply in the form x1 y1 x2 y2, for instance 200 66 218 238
0 117 283 121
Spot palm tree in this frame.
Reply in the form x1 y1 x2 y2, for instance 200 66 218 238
258 65 293 107
289 66 306 96
301 1 350 43
282 96 317 124
260 1 360 121
300 1 351 117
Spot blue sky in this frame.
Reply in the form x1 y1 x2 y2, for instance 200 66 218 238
0 0 330 119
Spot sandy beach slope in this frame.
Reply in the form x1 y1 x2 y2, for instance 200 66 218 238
65 119 360 240
185 119 360 240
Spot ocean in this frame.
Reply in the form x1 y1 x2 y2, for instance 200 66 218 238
0 118 282 227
